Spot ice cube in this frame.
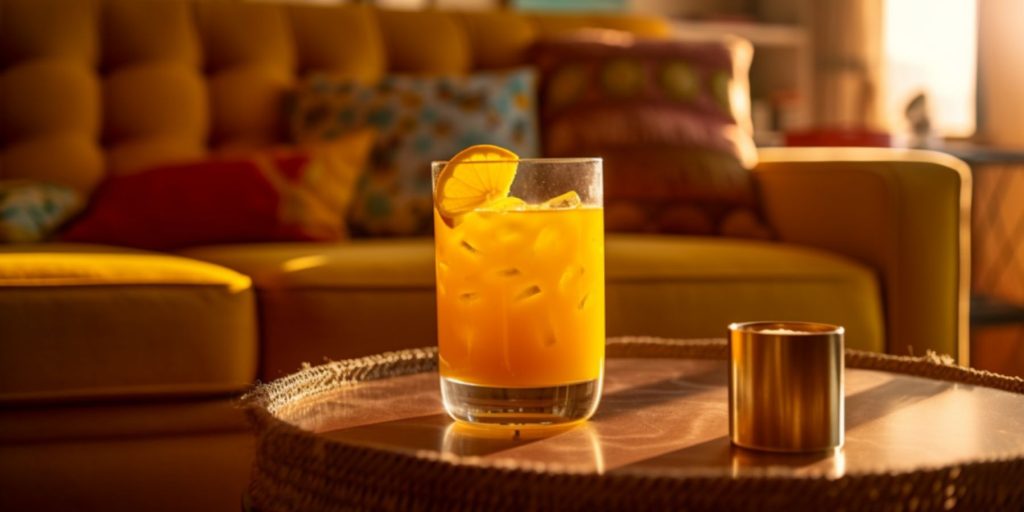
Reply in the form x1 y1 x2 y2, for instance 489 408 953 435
496 228 525 248
481 196 527 212
541 191 581 209
533 226 559 254
559 265 586 292
460 239 480 254
543 332 557 347
516 285 542 301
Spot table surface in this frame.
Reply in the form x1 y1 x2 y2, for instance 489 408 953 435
276 356 1024 479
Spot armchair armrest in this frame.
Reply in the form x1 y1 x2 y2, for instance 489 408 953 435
753 147 972 364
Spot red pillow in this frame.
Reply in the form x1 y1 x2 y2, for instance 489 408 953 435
62 130 374 250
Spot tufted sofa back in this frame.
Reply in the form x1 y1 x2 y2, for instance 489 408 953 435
0 0 669 196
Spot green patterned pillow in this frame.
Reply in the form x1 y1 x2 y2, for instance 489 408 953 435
290 68 539 236
0 181 83 243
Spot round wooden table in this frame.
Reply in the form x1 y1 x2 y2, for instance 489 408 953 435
244 338 1024 511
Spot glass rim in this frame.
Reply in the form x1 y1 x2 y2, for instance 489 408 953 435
728 321 845 336
431 157 602 166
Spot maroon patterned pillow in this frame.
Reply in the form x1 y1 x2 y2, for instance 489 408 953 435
534 31 771 238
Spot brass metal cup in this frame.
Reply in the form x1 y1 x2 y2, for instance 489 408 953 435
728 321 845 453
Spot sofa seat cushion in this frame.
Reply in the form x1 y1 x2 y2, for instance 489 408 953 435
181 235 883 379
181 240 436 379
604 235 884 349
0 244 257 402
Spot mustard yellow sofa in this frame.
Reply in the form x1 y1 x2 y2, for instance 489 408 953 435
0 1 970 510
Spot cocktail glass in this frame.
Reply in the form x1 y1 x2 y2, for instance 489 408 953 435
432 157 604 426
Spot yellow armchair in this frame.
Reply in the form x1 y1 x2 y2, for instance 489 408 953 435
754 147 971 363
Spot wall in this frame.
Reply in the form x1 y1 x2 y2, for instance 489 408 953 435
810 0 884 130
977 0 1024 147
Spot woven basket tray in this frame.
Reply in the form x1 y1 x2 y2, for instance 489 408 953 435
243 337 1024 511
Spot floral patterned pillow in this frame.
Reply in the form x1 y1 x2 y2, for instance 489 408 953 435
0 181 83 243
290 68 540 236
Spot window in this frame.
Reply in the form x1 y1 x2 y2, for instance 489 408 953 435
884 0 977 138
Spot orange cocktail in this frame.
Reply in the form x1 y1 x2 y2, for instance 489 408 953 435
432 147 604 426
435 204 605 387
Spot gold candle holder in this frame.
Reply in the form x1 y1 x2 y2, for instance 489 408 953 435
728 321 845 453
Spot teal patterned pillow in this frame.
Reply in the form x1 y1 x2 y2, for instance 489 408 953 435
290 68 539 236
0 181 83 243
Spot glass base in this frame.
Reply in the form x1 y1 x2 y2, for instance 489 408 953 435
440 375 602 426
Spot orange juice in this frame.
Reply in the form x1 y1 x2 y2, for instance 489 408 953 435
434 204 605 389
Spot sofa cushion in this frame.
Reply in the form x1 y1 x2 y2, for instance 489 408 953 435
0 181 83 242
181 236 883 379
61 130 375 250
287 4 385 82
290 69 540 237
604 235 884 348
0 244 257 402
535 33 768 238
455 11 536 69
376 9 471 74
101 0 208 176
0 2 680 199
181 240 436 379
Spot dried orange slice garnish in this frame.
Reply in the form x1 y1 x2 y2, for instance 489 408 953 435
435 145 519 226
